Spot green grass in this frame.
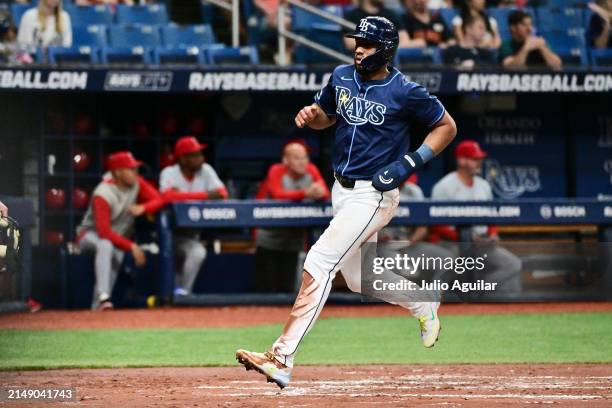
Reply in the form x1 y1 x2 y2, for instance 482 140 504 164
1 312 611 370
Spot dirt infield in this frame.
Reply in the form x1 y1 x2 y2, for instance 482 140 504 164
1 302 611 330
3 364 612 407
2 303 612 406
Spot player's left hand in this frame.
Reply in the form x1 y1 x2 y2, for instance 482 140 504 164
372 152 423 192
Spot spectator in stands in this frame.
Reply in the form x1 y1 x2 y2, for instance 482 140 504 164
452 0 501 49
443 14 496 68
430 140 522 293
402 0 452 47
17 0 72 51
76 152 165 311
343 0 426 50
499 10 561 70
587 0 612 48
0 9 32 64
254 0 294 64
253 139 330 293
159 136 229 297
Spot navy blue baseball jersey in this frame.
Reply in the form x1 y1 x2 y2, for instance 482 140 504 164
315 64 446 179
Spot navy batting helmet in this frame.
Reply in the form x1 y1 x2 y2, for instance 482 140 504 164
345 16 399 74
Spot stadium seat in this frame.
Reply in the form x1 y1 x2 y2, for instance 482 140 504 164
206 46 259 65
555 46 589 66
64 5 113 25
161 24 216 47
547 0 585 8
536 7 583 31
488 7 536 42
108 24 161 48
394 47 442 66
291 5 344 32
100 46 153 65
542 27 586 49
590 48 612 66
71 25 108 48
438 8 459 29
115 4 169 25
43 46 100 65
293 25 345 64
153 46 207 65
10 3 30 26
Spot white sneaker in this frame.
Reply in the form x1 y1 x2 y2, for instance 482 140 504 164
236 349 292 389
418 302 441 348
174 288 190 297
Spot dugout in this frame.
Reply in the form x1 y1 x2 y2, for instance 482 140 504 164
0 66 611 308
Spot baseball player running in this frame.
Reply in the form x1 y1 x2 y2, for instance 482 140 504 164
236 16 457 388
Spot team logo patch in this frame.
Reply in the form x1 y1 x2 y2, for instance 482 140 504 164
335 86 386 126
378 170 394 185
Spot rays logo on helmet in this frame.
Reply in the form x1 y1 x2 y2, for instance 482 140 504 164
335 86 386 126
358 19 375 32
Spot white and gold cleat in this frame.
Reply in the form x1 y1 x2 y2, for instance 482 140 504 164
236 349 292 389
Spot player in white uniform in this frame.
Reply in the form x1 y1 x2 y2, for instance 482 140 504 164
236 17 457 389
159 136 228 296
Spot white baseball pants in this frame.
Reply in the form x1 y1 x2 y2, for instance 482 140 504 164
271 180 432 367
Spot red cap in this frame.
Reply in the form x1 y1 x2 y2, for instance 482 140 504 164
107 151 143 170
174 136 207 158
455 140 487 159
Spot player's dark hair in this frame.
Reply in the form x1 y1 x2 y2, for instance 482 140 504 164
508 10 531 27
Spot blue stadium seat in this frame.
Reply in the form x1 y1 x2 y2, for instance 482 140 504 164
43 46 100 65
542 27 586 49
294 26 345 64
206 46 259 65
100 46 153 64
108 24 161 47
291 5 344 32
161 24 216 47
10 3 31 26
536 7 583 31
153 46 207 65
115 4 168 25
439 8 459 29
71 25 108 48
64 5 113 25
555 46 588 65
590 48 612 66
488 7 536 42
394 48 442 66
547 0 585 8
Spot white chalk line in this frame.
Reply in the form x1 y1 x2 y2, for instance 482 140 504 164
216 392 604 400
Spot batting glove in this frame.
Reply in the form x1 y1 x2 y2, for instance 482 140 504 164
372 151 424 192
